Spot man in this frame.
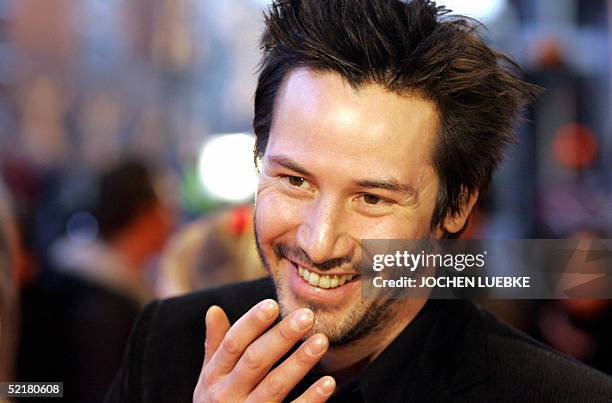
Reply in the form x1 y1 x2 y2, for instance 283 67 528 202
108 1 612 402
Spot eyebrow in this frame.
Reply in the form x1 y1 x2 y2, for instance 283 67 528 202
267 155 313 177
355 178 417 196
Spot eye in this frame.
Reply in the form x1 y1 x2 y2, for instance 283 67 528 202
280 175 313 193
355 193 394 214
287 175 305 187
363 194 384 205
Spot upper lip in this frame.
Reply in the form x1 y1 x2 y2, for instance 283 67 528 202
286 258 359 277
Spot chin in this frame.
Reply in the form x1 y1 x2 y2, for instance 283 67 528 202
254 226 395 346
273 270 394 347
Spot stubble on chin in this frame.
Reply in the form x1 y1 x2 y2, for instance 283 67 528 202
253 220 399 348
268 265 398 348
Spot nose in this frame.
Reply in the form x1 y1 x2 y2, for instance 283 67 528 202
296 196 354 265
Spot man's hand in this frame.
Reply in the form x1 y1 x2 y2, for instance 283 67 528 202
193 299 336 403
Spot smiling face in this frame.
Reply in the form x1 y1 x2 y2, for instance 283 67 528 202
254 68 441 346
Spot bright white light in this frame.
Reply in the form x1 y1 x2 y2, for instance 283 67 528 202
249 0 273 8
439 0 507 23
198 133 258 202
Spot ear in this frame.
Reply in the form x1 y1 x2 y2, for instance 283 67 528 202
441 191 479 235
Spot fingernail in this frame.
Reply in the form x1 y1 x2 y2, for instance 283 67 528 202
256 299 278 321
290 308 314 331
316 377 335 396
304 335 328 356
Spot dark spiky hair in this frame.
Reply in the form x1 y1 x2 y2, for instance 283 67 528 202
253 0 540 234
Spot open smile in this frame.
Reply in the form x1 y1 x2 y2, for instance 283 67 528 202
296 265 359 289
284 258 360 304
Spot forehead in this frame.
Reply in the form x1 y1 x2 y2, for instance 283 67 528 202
266 68 439 184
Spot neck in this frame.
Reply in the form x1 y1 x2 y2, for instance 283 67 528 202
318 298 427 385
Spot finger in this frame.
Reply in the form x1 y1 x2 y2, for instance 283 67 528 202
226 308 315 394
247 333 329 402
203 305 231 367
292 376 336 403
207 299 280 376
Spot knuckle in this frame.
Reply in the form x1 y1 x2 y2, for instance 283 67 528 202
242 346 263 370
206 383 228 403
262 376 286 398
248 308 264 326
193 381 220 403
222 334 241 355
277 323 294 341
201 368 214 388
295 348 314 368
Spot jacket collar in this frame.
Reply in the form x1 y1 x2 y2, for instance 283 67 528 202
342 299 490 402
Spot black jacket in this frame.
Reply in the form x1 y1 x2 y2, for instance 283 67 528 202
106 277 612 402
19 270 139 403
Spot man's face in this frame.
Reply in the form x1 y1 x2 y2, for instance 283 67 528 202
254 68 440 345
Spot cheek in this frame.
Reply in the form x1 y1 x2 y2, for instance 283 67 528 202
255 190 305 246
349 216 426 240
347 205 435 240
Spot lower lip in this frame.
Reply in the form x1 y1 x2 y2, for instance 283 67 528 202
285 259 360 305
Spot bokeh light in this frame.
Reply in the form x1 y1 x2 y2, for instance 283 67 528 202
197 133 258 202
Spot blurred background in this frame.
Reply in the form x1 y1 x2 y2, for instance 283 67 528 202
0 0 610 401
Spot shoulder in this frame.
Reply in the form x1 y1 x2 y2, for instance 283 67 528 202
453 301 612 402
106 277 275 403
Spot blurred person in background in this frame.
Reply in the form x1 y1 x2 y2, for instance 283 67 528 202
51 159 171 307
0 156 43 289
0 180 19 387
18 159 173 403
156 205 265 298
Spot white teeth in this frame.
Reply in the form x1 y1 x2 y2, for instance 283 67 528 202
297 266 356 289
308 272 320 286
